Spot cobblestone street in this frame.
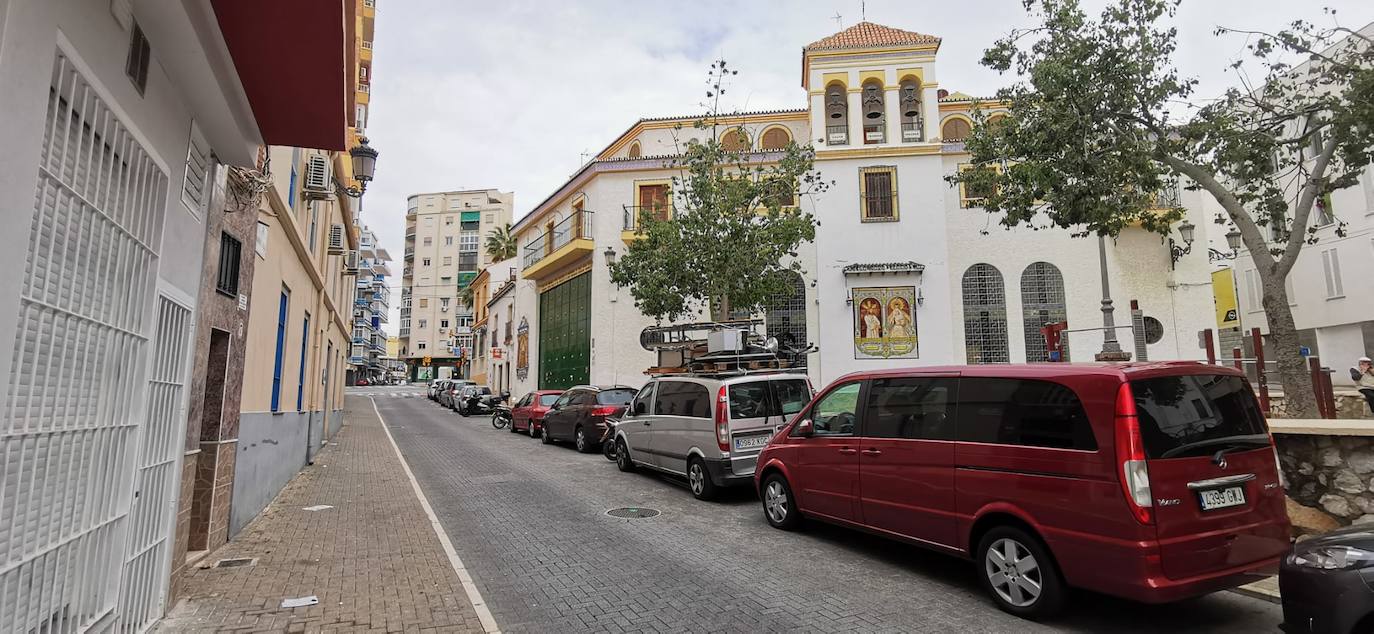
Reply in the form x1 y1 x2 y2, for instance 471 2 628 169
160 392 484 632
377 392 1285 634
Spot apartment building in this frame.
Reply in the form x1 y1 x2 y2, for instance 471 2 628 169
0 0 358 627
351 225 393 383
468 258 517 390
400 189 513 380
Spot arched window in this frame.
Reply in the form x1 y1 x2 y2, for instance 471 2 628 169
898 78 923 141
942 117 972 141
824 82 849 145
986 113 1008 131
766 270 808 360
1021 262 1068 362
861 80 886 144
760 126 791 150
962 263 1009 363
721 127 749 152
627 141 641 158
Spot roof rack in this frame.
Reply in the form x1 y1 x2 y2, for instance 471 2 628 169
641 320 813 378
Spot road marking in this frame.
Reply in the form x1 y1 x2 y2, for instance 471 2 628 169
371 397 502 634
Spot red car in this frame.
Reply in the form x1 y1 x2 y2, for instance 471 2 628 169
511 390 564 438
755 362 1289 620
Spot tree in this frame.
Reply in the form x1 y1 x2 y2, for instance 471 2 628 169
949 0 1373 418
484 223 517 262
608 60 830 322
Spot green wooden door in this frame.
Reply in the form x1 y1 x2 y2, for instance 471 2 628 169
538 272 590 389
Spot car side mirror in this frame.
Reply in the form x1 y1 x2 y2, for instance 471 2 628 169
795 419 815 437
634 401 647 415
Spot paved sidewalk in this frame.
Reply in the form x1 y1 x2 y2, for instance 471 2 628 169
159 396 484 633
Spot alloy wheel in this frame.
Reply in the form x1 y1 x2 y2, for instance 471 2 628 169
575 429 586 452
764 481 788 524
985 537 1042 608
688 463 704 496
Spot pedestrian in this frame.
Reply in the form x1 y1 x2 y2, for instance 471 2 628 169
1353 356 1374 415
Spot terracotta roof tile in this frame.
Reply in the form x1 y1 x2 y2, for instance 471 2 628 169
804 21 941 52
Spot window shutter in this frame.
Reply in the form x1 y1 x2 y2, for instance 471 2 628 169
181 122 213 217
859 171 869 218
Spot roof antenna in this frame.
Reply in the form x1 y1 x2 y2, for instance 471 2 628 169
860 0 866 21
832 12 842 27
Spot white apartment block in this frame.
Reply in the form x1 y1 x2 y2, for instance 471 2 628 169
400 188 513 378
352 225 392 382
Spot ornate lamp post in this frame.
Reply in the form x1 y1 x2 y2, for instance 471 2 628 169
1095 233 1132 362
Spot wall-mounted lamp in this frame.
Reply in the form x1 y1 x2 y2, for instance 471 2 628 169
1167 220 1196 269
1209 229 1243 262
603 246 617 266
917 288 924 307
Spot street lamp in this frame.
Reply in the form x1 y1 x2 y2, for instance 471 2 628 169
603 246 617 266
1095 233 1132 362
336 136 379 198
1210 229 1243 262
1168 220 1196 269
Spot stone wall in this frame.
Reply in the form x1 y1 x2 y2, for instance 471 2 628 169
1269 392 1373 419
1277 433 1374 528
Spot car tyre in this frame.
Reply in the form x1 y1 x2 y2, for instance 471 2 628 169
761 473 799 530
574 427 593 453
976 526 1065 620
529 421 541 438
687 457 718 501
615 439 634 472
540 425 554 445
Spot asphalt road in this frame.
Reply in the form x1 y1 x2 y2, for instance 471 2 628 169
369 390 1284 634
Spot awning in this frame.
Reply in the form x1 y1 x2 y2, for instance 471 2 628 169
210 0 355 151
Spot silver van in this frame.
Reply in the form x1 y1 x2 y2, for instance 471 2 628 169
613 373 812 500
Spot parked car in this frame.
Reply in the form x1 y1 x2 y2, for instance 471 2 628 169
428 379 449 401
754 362 1289 620
440 379 475 409
613 373 812 501
455 385 494 416
356 378 370 387
541 385 637 453
511 390 564 437
1281 524 1374 634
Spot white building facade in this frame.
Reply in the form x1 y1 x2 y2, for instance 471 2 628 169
352 225 392 383
502 21 1215 396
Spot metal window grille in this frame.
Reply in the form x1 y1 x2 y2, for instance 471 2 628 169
2 49 171 631
1020 262 1069 362
216 233 241 296
766 272 808 360
962 264 1009 363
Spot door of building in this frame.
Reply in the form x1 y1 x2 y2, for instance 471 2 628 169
538 272 590 389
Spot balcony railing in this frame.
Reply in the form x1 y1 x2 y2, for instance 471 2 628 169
863 124 885 144
622 204 671 232
826 124 848 146
1152 179 1182 208
523 209 593 269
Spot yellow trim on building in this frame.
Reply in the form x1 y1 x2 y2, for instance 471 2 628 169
537 262 594 293
524 238 594 281
822 72 849 89
816 144 942 160
757 124 794 150
598 110 808 159
859 70 886 88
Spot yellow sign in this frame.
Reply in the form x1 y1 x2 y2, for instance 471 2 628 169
1212 268 1239 328
422 356 432 366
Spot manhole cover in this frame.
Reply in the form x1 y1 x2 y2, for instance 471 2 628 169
607 507 660 519
215 557 256 568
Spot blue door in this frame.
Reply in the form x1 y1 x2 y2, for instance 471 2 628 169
297 313 311 411
272 290 289 412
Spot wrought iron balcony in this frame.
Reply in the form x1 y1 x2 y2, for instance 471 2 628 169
826 124 848 146
621 204 671 232
522 209 594 275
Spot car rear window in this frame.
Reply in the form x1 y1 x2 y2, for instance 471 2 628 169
728 379 812 419
538 394 560 406
956 378 1097 450
597 389 636 406
1130 374 1269 460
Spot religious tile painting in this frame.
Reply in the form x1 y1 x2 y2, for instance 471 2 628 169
852 286 918 359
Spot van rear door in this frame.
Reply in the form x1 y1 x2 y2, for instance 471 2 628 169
1129 373 1290 580
725 377 810 475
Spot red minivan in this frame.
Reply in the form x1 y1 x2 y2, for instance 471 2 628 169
754 362 1289 620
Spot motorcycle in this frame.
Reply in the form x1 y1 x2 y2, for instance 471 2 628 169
461 389 507 418
601 417 621 461
492 400 513 430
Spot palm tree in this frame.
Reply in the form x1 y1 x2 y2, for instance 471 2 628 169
484 223 517 261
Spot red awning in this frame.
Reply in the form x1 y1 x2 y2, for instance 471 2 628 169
211 0 355 151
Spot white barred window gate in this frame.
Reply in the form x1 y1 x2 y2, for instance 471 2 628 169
0 48 192 632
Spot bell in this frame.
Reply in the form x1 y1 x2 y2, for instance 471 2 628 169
900 85 921 119
862 85 884 120
825 89 847 120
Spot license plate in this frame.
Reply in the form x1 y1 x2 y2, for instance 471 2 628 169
1198 486 1247 511
733 434 770 451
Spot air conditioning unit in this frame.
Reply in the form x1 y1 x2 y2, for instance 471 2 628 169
303 155 333 199
343 250 359 275
328 224 345 254
441 306 448 312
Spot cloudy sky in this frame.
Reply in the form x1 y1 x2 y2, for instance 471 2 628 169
360 0 1374 335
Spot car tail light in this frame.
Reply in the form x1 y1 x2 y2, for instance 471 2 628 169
1114 382 1153 525
590 406 619 418
715 386 730 452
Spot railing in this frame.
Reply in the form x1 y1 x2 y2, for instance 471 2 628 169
1152 179 1182 208
523 209 593 269
358 82 370 94
622 204 671 231
901 121 924 142
826 124 848 146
